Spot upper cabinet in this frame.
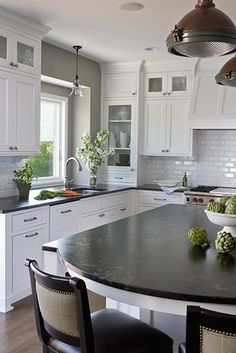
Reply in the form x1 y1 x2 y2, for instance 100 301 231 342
0 6 50 155
103 72 137 98
188 70 236 129
144 70 193 98
0 29 40 76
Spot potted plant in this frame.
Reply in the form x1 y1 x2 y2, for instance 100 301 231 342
76 130 114 186
13 160 37 199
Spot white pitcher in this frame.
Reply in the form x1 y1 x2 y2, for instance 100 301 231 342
119 131 128 148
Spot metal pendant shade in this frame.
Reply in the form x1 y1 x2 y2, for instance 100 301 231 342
166 0 236 58
69 45 84 97
215 54 236 86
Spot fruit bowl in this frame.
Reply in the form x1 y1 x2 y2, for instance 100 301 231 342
204 209 236 237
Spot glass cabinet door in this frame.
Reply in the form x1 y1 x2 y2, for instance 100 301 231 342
144 73 167 97
0 29 11 66
168 71 191 96
0 35 7 60
14 34 40 75
107 104 132 168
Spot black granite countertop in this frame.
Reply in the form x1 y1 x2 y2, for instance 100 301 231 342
0 184 186 213
43 204 236 304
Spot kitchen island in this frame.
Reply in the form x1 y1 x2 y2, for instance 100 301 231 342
43 204 236 315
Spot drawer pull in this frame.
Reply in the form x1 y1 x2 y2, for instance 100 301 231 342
120 208 126 211
99 213 105 218
115 177 123 180
60 209 72 214
25 232 39 238
153 198 167 201
24 216 37 222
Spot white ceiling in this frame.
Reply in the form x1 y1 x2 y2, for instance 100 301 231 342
1 0 236 63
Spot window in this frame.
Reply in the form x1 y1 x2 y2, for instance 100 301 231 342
30 93 68 186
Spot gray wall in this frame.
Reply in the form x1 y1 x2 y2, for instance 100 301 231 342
41 42 101 136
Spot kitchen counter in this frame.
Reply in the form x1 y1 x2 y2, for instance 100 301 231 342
0 184 186 213
43 204 236 305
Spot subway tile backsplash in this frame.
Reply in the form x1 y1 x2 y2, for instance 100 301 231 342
145 130 236 188
0 157 23 197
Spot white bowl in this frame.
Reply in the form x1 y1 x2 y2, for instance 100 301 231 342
154 179 180 187
204 209 236 237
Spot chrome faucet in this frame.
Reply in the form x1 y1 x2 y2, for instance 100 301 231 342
64 157 82 189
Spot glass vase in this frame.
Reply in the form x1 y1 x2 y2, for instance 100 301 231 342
89 169 97 187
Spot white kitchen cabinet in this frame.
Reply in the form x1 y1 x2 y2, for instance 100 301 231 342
0 27 40 76
101 99 137 184
136 190 184 214
80 191 130 232
0 7 49 156
0 206 49 313
144 71 192 98
142 98 192 156
0 70 40 154
49 201 81 241
103 72 137 98
188 70 236 129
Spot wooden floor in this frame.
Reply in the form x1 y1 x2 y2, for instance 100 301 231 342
0 291 106 353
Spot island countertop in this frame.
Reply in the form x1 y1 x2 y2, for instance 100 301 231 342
43 204 236 305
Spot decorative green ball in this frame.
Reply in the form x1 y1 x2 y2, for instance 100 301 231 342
215 231 236 254
188 227 210 246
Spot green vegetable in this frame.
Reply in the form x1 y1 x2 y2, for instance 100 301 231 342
215 231 236 254
207 201 225 213
34 190 61 201
218 196 231 205
188 227 211 246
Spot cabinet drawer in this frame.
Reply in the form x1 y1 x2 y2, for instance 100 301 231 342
117 205 129 220
138 191 168 205
81 197 101 214
101 192 128 209
102 173 134 184
11 207 48 234
50 202 79 225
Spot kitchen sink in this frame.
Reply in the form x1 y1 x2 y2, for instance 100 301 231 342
71 187 106 194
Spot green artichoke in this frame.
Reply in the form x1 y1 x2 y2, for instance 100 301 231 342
218 196 231 205
207 201 225 213
215 231 236 254
188 227 210 246
225 203 236 215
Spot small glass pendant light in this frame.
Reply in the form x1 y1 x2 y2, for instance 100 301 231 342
215 54 236 87
69 45 84 97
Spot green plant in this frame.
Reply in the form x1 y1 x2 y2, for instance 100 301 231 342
76 130 114 173
13 161 37 184
29 141 53 177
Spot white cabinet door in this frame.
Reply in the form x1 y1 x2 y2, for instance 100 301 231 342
12 227 48 295
103 72 137 98
142 99 192 156
0 27 40 76
166 99 191 155
0 71 40 154
142 99 165 155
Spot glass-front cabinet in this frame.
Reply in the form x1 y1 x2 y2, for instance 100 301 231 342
144 71 192 97
0 27 40 75
103 100 136 173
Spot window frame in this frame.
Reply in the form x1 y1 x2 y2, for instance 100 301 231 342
32 92 68 188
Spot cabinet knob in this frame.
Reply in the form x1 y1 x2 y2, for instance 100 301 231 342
9 146 14 150
161 149 165 152
9 62 14 67
13 63 18 68
162 92 167 96
13 146 18 150
166 149 170 152
131 168 135 172
132 91 137 96
167 92 172 96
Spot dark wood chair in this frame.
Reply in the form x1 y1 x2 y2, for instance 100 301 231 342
25 258 173 353
179 305 236 353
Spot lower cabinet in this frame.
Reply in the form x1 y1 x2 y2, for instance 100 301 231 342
0 206 49 313
80 191 130 232
49 201 81 241
136 190 184 214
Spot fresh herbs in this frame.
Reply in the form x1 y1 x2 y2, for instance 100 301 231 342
13 161 37 185
34 190 61 200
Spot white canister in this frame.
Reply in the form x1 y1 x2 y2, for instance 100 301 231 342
119 131 128 148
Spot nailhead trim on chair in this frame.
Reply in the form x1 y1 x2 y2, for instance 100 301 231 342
200 326 236 353
37 283 78 337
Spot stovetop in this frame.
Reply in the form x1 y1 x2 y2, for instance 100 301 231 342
189 185 218 193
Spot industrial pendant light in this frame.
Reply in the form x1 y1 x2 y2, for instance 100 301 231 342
166 0 236 58
69 45 84 97
215 54 236 87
